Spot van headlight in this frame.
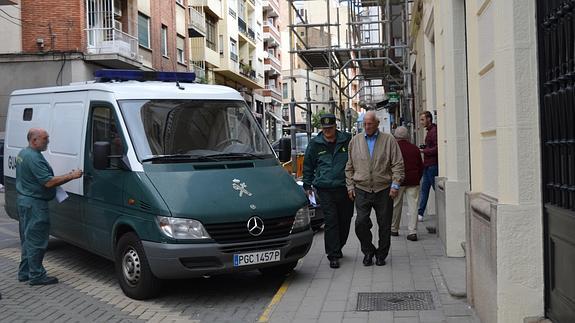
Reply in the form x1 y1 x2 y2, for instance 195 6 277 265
156 216 211 240
291 206 310 233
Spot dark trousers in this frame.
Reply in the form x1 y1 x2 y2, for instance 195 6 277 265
354 188 393 259
316 187 354 260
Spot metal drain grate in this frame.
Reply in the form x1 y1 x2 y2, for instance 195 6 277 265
356 291 435 311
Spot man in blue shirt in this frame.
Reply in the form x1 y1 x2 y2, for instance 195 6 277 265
16 128 83 286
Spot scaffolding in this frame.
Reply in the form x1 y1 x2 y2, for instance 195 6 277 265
285 0 413 173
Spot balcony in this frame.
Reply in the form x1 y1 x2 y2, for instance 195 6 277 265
264 53 281 75
239 62 257 81
189 0 222 18
264 84 282 101
189 6 206 37
85 28 141 68
262 0 279 18
238 18 256 44
263 22 280 47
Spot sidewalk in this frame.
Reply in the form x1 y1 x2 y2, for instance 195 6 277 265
261 209 480 323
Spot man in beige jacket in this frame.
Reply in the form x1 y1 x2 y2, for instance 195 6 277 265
346 112 404 266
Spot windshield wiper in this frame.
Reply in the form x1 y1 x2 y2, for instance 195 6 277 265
204 152 272 160
141 154 220 163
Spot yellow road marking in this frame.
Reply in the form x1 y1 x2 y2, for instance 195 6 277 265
258 273 294 322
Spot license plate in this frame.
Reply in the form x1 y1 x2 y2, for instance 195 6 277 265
309 208 316 218
233 250 281 267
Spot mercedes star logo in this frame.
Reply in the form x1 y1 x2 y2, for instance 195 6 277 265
247 216 264 237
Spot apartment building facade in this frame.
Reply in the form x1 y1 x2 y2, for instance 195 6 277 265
0 0 269 132
410 0 575 322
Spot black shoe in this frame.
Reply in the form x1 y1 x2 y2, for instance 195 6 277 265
329 259 340 269
29 276 59 286
391 231 399 236
363 254 374 266
376 256 386 266
335 252 343 259
407 234 418 241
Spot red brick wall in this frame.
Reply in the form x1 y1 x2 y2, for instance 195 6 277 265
21 0 85 53
149 0 187 71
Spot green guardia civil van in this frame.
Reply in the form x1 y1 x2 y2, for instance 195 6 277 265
4 70 312 299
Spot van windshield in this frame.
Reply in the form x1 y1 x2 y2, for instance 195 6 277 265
119 99 274 162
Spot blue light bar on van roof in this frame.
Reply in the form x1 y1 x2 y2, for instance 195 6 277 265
94 69 196 83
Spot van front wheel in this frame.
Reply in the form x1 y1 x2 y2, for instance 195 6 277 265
115 232 161 300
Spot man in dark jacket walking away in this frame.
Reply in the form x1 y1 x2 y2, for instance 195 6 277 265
418 111 438 222
391 126 424 241
303 114 353 269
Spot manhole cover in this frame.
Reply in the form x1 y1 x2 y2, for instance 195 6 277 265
356 291 435 311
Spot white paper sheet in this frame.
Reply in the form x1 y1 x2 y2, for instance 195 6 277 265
308 191 317 206
56 186 69 203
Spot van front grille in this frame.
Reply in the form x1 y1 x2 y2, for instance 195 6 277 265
204 216 294 243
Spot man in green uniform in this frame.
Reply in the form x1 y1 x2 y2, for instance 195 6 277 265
16 128 83 285
303 114 353 269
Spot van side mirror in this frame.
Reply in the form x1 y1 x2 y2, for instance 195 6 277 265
93 141 111 170
278 137 291 163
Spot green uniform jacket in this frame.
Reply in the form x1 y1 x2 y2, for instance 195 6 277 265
15 147 56 201
303 130 351 190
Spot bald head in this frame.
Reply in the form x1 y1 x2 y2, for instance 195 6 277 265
27 128 49 151
363 111 380 136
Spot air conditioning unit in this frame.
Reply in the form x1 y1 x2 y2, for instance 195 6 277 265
114 20 122 31
114 0 122 16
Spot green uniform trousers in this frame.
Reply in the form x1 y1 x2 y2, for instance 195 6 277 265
17 195 50 283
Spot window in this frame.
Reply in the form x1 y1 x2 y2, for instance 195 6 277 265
206 15 217 51
177 35 185 64
161 25 168 57
138 13 150 48
230 38 238 62
283 83 288 99
91 107 124 168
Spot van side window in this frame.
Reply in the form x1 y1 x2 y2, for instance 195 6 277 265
23 108 33 121
91 107 124 165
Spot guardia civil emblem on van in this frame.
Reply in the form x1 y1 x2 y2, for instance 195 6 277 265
232 179 252 197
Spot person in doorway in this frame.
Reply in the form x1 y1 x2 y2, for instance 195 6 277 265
391 126 424 241
418 111 438 222
16 128 83 285
303 114 353 269
346 111 404 266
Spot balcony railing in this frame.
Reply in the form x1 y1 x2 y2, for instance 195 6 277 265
238 18 247 34
248 28 255 42
230 52 238 62
189 6 206 36
86 28 139 60
191 61 206 82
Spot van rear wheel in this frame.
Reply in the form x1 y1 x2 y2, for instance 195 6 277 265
259 261 298 277
115 232 161 300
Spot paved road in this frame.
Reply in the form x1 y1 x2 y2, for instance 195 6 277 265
0 196 287 323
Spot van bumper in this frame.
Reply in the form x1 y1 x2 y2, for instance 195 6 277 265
142 229 313 279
